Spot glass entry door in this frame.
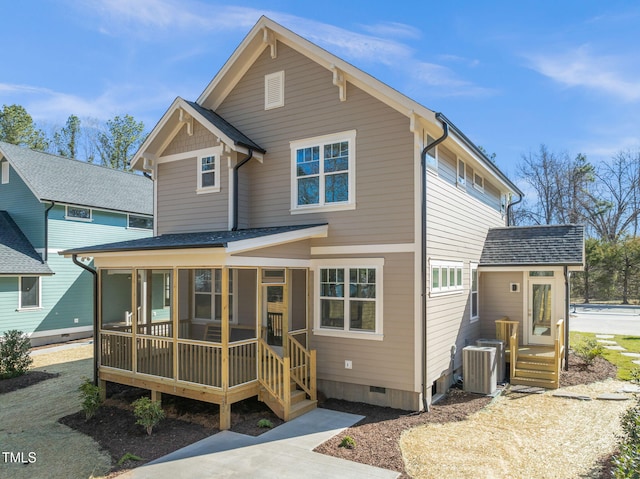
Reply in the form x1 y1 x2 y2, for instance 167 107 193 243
263 285 284 348
528 279 554 345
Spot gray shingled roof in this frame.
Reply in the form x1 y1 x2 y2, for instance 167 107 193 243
0 211 53 275
185 101 266 154
61 224 326 255
480 225 584 266
0 141 153 215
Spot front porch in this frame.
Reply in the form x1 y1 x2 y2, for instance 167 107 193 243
98 266 317 429
496 318 565 388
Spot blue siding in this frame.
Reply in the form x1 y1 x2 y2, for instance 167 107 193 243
0 163 44 248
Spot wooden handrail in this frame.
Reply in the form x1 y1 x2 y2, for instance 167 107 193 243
554 319 564 388
496 318 519 380
258 338 290 418
288 335 317 400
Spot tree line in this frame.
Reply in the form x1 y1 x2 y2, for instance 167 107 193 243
513 144 640 304
0 104 145 171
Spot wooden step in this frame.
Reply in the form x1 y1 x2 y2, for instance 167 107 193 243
290 389 306 405
288 399 317 421
514 367 557 381
516 360 555 372
511 376 558 389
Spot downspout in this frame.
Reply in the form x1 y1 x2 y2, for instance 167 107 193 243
44 201 55 262
505 193 523 226
231 149 253 231
72 254 99 386
420 115 449 412
564 266 570 371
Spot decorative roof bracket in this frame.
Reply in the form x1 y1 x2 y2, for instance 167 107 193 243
332 65 347 102
263 27 277 59
178 108 193 136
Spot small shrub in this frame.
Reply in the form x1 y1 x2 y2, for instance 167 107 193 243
339 435 356 449
612 395 640 478
630 368 640 385
78 378 103 420
573 338 604 365
257 418 273 429
132 397 165 435
117 452 143 466
0 330 33 379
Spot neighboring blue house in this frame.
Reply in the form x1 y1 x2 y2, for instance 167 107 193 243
0 141 153 346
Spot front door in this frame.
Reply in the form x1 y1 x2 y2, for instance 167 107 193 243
527 278 555 345
263 285 284 348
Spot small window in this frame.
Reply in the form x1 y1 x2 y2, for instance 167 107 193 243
457 158 466 186
430 260 463 295
529 271 554 277
20 276 41 309
265 71 284 110
262 269 285 284
470 263 479 322
425 135 438 171
197 154 220 193
1 161 8 184
128 215 153 230
66 206 92 221
473 173 484 191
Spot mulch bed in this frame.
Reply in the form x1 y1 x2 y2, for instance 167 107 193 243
0 370 59 394
560 354 618 387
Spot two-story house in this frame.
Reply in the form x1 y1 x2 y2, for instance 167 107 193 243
0 141 153 346
61 17 583 429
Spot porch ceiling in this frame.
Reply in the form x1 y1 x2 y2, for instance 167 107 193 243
59 223 328 257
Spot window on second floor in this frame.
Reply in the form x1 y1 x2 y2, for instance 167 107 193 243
197 154 220 193
128 214 153 230
425 134 438 171
1 161 9 184
66 206 92 221
430 260 463 295
291 131 356 213
457 158 466 186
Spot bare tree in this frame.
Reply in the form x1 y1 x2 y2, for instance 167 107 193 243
517 144 564 224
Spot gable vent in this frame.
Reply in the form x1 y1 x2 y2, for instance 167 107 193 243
265 71 284 110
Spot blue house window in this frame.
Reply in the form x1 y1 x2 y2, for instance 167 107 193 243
66 206 92 221
19 276 40 309
128 214 153 230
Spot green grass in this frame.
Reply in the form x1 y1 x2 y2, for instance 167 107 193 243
570 331 640 381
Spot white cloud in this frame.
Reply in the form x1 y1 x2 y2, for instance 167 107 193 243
359 21 422 40
526 45 640 102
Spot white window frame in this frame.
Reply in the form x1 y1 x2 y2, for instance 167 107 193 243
312 259 383 340
473 172 484 192
425 134 438 172
1 161 8 184
65 206 92 222
470 263 479 322
196 148 222 194
127 214 153 230
192 269 237 324
430 260 464 296
265 71 285 110
18 276 42 310
290 130 356 214
457 158 466 186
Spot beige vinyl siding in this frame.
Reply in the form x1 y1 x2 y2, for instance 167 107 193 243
157 157 229 234
311 253 415 392
235 239 311 259
214 43 414 246
479 271 524 342
162 121 220 156
425 172 505 383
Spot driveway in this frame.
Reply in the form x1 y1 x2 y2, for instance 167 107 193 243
570 304 640 335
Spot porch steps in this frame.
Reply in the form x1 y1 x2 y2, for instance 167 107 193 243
511 355 559 389
259 382 317 421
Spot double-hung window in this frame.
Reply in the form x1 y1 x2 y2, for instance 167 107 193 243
315 262 382 339
193 269 234 322
197 151 221 193
430 260 463 295
291 131 356 212
470 263 479 321
19 276 41 309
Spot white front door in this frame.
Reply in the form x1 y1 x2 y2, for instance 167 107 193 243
526 277 556 346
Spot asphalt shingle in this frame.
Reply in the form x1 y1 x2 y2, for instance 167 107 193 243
0 211 53 275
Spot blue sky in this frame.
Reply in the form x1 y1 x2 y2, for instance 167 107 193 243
2 0 639 179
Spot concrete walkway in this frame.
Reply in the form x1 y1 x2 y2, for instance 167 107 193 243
119 408 399 479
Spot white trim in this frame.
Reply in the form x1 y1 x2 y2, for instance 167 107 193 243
196 149 222 194
18 276 42 310
29 325 93 338
413 126 423 394
429 259 463 295
1 160 8 184
457 157 466 187
127 213 154 230
65 205 93 222
473 172 484 192
470 262 479 323
290 130 356 212
265 71 285 109
224 225 328 254
312 329 383 341
311 243 415 255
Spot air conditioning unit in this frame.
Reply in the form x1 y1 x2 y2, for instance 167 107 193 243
476 339 505 383
463 346 497 395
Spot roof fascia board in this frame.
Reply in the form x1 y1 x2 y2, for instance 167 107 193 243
225 224 329 254
479 263 582 271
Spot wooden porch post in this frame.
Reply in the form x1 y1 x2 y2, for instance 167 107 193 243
172 268 179 381
131 269 137 374
282 268 290 357
220 267 231 430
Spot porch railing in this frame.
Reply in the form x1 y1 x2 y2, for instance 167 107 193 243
257 338 291 419
229 340 257 387
177 340 223 387
288 335 316 400
495 317 519 380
